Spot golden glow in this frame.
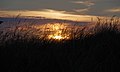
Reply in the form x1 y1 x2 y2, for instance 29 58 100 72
48 34 69 40
48 35 64 40
44 23 70 40
53 36 63 39
9 22 82 40
31 23 71 40
30 23 84 40
0 9 96 22
53 25 59 30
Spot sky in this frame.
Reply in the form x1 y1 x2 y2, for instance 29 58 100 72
0 0 120 21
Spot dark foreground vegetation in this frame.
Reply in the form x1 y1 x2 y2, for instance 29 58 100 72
1 17 120 72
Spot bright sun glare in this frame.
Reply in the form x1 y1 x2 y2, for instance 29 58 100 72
43 23 70 40
48 35 64 40
32 23 73 40
53 35 63 39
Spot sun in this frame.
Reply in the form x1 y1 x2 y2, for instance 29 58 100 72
33 23 71 40
53 35 63 40
48 35 64 40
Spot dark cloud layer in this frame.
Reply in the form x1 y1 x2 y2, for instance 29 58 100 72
0 0 120 17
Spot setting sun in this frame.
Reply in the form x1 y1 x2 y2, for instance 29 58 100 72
53 35 63 40
42 23 69 40
48 35 64 40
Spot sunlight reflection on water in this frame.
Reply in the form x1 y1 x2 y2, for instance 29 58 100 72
31 23 83 40
7 22 87 41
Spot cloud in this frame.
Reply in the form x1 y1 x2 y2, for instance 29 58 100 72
70 1 95 6
0 9 96 22
0 0 120 17
73 8 89 14
106 8 120 13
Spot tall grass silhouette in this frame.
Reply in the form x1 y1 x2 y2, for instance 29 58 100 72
1 16 120 72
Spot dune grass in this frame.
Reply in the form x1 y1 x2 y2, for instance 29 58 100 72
1 16 120 72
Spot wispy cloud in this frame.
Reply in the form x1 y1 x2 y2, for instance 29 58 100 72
73 8 89 14
106 8 120 13
0 9 96 22
70 1 95 6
